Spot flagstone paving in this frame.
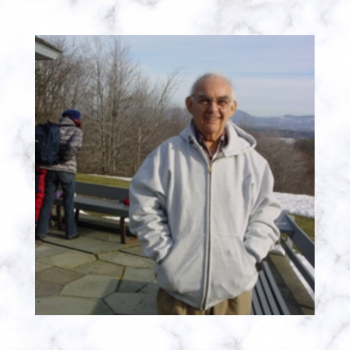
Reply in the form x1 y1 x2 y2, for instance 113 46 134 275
81 230 130 244
35 225 158 315
43 235 125 255
117 267 155 293
37 266 85 286
35 278 62 297
119 246 145 257
72 260 124 277
98 251 155 269
35 261 53 272
104 293 157 315
36 296 114 315
38 250 96 269
61 274 120 299
35 243 69 259
139 280 159 294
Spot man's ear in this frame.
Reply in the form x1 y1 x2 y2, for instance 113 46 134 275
185 96 193 113
230 100 237 115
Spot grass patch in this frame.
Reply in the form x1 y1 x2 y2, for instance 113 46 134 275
280 214 314 254
76 174 130 188
293 215 314 242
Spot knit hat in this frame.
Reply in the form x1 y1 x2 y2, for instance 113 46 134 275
62 109 81 120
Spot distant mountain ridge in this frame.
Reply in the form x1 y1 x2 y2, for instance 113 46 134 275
231 110 314 132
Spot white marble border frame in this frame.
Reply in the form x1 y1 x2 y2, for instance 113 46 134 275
1 0 349 349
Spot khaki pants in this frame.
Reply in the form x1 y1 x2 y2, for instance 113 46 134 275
157 288 253 315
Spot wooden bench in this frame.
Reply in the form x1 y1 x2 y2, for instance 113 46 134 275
251 211 315 315
277 213 315 293
54 182 136 244
251 260 290 315
250 211 314 315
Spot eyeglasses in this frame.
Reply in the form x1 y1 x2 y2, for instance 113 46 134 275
192 95 233 109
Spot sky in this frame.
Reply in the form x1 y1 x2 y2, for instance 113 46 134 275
119 35 314 117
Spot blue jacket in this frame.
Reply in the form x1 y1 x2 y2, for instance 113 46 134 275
129 120 281 310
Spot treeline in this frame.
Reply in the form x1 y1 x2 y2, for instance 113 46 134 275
35 36 190 176
246 128 314 196
243 128 314 139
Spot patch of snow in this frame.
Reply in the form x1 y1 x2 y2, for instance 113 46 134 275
279 137 296 145
89 174 132 181
274 192 314 218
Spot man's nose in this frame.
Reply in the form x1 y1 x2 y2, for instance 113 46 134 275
207 101 220 112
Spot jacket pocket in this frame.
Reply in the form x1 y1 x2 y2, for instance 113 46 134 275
237 239 257 272
208 235 257 302
155 235 204 295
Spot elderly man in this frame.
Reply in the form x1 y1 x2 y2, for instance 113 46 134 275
129 73 281 315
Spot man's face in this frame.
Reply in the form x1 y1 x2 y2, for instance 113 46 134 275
185 77 236 141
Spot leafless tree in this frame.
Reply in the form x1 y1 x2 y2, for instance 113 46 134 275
35 36 88 124
251 129 314 195
82 37 138 174
126 67 184 172
36 36 187 177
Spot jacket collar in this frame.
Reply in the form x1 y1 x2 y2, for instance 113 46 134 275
180 119 256 157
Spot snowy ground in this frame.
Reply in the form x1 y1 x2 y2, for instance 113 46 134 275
274 192 314 219
87 174 315 300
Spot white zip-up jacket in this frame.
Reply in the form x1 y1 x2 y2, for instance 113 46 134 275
129 120 281 310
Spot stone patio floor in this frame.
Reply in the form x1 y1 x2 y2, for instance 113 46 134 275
35 226 157 315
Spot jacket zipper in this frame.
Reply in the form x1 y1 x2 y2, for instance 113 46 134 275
201 161 212 310
189 136 215 310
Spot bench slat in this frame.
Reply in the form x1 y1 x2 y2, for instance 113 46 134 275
284 214 314 268
252 290 262 315
75 182 129 201
263 261 290 315
251 261 290 315
56 196 128 212
75 196 128 216
259 270 281 315
255 277 272 315
280 239 315 292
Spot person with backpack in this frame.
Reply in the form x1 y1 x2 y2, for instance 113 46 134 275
35 110 83 240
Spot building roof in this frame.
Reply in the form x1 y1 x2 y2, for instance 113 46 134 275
35 36 62 60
